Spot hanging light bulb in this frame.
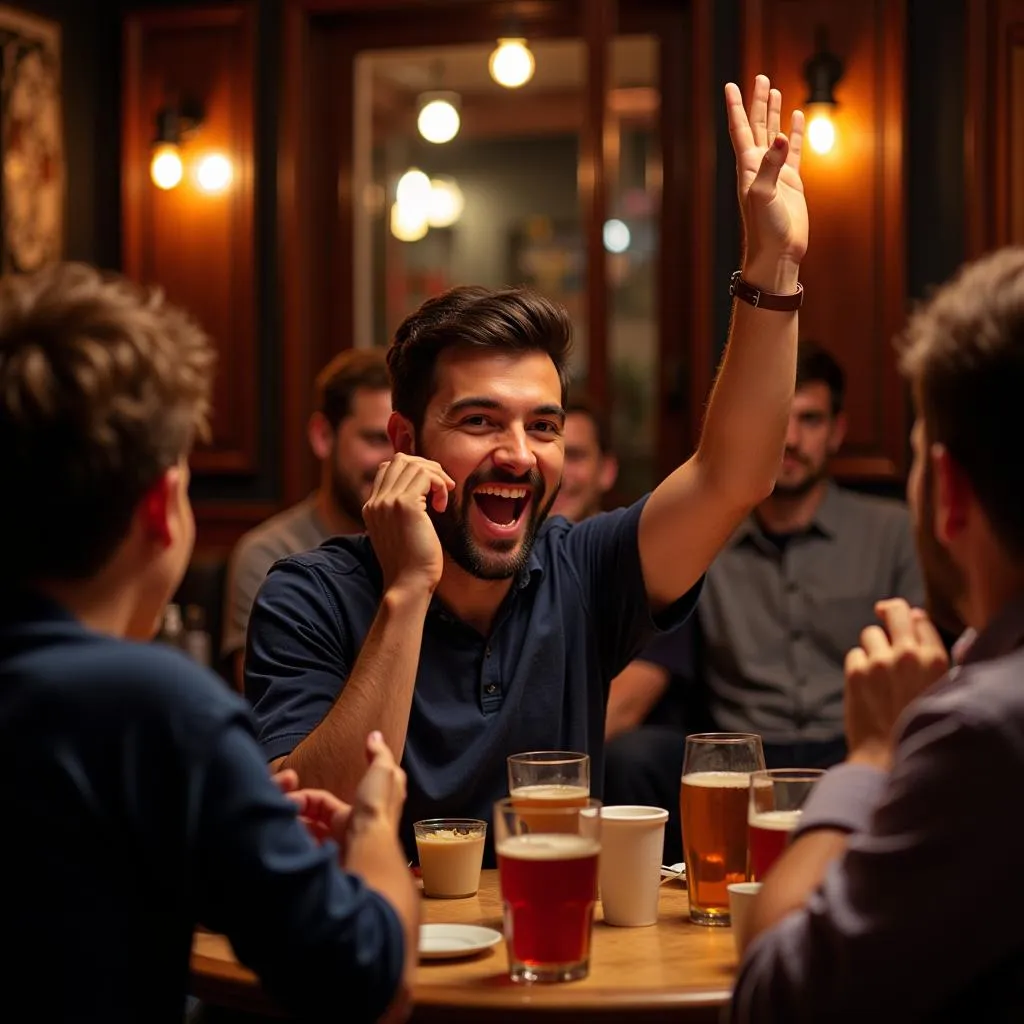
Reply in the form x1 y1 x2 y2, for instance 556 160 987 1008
417 92 461 144
427 177 465 228
196 152 233 193
488 37 535 89
390 201 428 242
802 27 844 156
150 143 183 190
806 111 836 155
396 168 432 209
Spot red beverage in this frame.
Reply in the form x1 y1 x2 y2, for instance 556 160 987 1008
748 809 801 879
497 833 600 978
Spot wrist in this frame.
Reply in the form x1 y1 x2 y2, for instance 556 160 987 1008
740 254 801 294
846 739 893 772
383 578 436 611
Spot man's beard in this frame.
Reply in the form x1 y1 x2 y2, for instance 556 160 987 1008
916 457 968 636
329 462 371 529
428 464 553 580
772 450 828 499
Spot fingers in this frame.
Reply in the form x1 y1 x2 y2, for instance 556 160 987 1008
366 454 455 512
749 134 789 196
911 608 948 655
748 74 770 147
725 81 755 158
876 598 916 648
272 768 300 794
859 624 892 660
787 108 805 171
766 87 782 141
844 646 870 678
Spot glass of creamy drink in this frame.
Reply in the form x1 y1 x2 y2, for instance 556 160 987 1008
414 819 488 899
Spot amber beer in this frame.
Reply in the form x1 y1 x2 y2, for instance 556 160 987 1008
497 833 600 982
510 784 589 832
680 772 751 923
748 809 801 880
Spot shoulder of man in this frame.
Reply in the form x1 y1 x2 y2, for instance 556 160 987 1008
831 484 911 525
231 499 323 569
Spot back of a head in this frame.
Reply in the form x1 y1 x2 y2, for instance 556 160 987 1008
0 263 215 586
314 347 390 430
795 340 845 415
386 284 573 430
899 246 1024 558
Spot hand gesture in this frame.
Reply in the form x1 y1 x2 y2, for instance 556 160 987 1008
349 730 408 838
725 75 808 274
362 453 455 596
274 768 352 847
844 599 950 767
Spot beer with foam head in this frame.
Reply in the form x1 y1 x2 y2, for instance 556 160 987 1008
746 768 824 880
748 809 801 880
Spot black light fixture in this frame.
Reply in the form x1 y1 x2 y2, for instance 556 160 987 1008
150 97 204 190
801 28 844 154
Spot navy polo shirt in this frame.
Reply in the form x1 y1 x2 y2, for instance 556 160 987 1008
0 592 403 1023
246 496 701 860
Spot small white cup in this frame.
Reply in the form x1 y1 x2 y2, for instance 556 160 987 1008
598 805 669 927
727 882 763 956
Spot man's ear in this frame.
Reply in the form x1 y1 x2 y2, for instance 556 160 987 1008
827 411 848 456
308 411 334 460
388 410 416 455
598 453 619 494
933 444 970 546
139 470 174 547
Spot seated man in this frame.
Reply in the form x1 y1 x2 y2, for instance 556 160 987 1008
549 395 619 522
731 247 1024 1021
604 343 923 860
0 263 416 1022
245 76 809 862
223 348 392 687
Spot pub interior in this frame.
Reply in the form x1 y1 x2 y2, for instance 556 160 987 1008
3 0 1023 1021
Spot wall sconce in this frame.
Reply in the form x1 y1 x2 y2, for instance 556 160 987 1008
149 98 203 190
802 28 844 155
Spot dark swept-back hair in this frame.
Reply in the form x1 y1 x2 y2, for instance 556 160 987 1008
314 347 390 430
796 340 845 415
386 285 573 430
565 393 612 455
899 246 1024 559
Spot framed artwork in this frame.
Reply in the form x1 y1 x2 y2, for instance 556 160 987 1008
0 5 62 273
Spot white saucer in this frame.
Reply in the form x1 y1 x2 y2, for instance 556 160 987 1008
418 923 502 960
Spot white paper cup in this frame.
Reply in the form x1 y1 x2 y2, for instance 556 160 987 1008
598 805 669 927
727 882 762 955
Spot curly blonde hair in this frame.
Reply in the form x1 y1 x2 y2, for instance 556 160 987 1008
0 262 215 582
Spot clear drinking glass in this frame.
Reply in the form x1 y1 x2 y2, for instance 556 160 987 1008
679 733 765 925
747 768 825 880
507 750 590 809
494 797 602 983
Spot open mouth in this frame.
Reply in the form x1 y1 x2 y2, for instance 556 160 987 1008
472 484 531 528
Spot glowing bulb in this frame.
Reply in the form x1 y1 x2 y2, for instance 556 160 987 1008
807 112 836 155
396 168 432 208
427 177 465 228
417 98 460 144
150 144 183 190
603 218 630 253
196 153 233 193
390 201 428 242
488 38 535 89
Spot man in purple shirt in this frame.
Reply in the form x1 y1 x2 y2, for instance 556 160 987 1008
731 247 1024 1021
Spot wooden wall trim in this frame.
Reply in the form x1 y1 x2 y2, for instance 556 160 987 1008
965 0 993 257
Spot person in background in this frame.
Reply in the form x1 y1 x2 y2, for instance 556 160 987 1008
604 343 923 863
0 263 416 1023
550 395 619 522
731 248 1024 1023
223 348 392 687
244 76 809 865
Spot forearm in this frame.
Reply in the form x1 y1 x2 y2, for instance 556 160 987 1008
698 256 800 505
605 662 669 739
282 586 430 802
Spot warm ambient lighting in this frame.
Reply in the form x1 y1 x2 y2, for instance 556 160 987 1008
150 143 183 190
603 218 631 254
390 201 428 242
802 28 844 156
417 93 461 144
426 177 465 228
488 37 535 89
196 152 233 193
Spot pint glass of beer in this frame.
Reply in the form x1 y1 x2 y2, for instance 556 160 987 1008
507 751 590 805
494 797 601 983
680 733 764 925
748 768 825 880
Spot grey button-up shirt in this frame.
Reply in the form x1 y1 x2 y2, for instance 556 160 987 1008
730 594 1024 1022
701 484 924 743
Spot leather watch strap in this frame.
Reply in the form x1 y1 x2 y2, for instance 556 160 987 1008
729 270 803 311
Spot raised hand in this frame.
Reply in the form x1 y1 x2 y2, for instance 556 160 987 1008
362 453 455 596
725 75 808 281
350 730 407 836
844 599 950 768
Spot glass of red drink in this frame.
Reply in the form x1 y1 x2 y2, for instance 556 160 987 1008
747 768 825 880
494 796 602 983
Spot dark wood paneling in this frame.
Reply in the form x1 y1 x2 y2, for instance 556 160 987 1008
967 0 1024 255
743 0 908 481
123 4 258 477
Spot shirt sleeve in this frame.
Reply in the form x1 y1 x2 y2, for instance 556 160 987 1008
222 534 279 659
563 496 702 680
194 719 404 1022
244 557 350 762
636 618 698 680
730 700 1022 1022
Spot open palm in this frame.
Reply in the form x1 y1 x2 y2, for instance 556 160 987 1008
726 75 808 267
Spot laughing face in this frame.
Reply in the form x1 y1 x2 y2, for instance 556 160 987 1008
406 347 565 580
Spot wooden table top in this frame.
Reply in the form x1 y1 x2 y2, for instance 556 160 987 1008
191 870 738 1022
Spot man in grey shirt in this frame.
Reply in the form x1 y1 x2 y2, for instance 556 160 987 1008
732 247 1024 1021
222 349 392 687
605 344 922 859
